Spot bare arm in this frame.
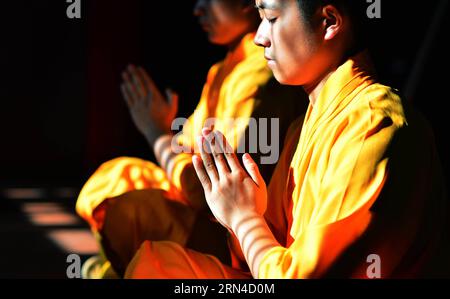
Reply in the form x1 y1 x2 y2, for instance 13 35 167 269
192 129 280 277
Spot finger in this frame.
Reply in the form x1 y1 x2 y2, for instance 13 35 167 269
204 130 230 179
192 155 212 193
202 127 212 136
213 130 241 172
137 67 163 103
202 122 215 133
128 65 147 98
166 89 179 108
120 84 133 107
197 135 219 185
121 71 139 104
165 89 179 115
242 153 265 187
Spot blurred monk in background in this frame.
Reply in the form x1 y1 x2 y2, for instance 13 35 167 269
76 0 307 278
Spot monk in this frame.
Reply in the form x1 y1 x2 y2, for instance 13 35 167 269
126 0 447 278
76 0 307 278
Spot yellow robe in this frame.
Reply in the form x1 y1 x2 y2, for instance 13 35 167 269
125 52 446 278
260 53 446 278
76 33 307 275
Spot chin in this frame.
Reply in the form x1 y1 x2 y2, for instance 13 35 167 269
273 71 306 86
273 73 295 86
207 34 225 46
209 39 228 46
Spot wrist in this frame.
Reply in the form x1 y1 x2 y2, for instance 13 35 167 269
231 210 263 236
144 125 168 147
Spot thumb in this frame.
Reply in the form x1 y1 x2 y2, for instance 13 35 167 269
242 153 264 188
165 89 178 105
165 89 179 113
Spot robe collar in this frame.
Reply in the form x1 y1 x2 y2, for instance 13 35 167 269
303 51 376 137
223 32 260 66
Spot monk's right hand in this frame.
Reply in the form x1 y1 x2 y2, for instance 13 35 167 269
120 64 178 144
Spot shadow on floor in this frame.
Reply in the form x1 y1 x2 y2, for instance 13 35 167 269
0 187 98 279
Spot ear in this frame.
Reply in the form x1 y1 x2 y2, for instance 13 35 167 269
321 5 343 41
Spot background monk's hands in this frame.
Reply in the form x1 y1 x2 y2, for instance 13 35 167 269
120 64 178 145
192 129 267 232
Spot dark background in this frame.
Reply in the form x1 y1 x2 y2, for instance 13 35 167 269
1 0 449 189
1 0 226 188
0 0 449 279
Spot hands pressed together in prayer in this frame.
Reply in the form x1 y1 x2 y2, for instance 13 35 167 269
192 128 280 277
192 128 267 231
120 65 178 145
120 64 280 277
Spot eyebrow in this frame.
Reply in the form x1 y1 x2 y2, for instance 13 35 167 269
254 0 281 10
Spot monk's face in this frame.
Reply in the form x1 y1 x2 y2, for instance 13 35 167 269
254 0 334 86
194 0 253 46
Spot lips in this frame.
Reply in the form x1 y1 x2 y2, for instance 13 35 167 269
265 55 276 69
264 53 274 61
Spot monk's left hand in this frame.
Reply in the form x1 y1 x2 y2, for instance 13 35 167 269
192 129 267 231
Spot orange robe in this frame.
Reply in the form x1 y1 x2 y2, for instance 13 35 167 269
76 33 307 275
125 52 446 278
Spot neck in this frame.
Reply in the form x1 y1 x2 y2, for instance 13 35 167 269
226 20 258 52
304 41 358 105
227 30 251 52
303 52 348 106
227 35 245 52
303 70 334 107
225 31 254 64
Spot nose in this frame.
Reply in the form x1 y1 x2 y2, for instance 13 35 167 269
254 20 271 48
193 0 206 17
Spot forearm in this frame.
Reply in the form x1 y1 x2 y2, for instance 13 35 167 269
231 212 280 278
144 125 169 149
153 134 175 167
153 135 207 210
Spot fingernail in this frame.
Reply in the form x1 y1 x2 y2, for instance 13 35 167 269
202 128 211 136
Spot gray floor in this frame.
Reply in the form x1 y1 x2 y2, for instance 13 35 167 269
0 187 98 278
